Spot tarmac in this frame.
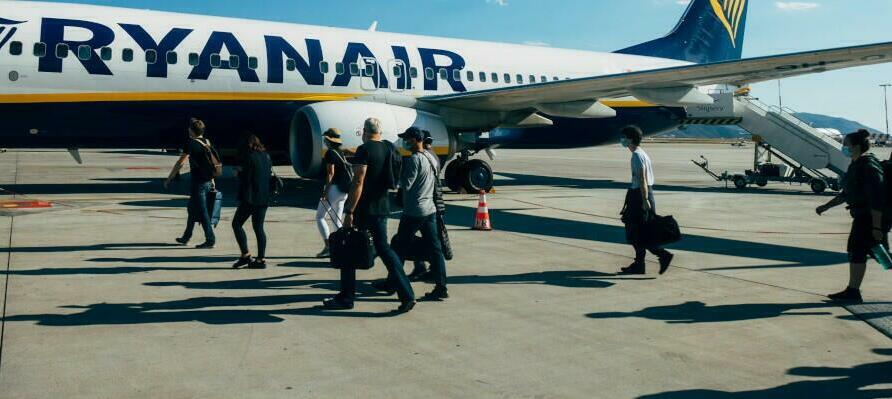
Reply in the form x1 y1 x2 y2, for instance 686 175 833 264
0 143 890 398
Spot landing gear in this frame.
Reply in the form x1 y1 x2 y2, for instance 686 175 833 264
444 151 495 193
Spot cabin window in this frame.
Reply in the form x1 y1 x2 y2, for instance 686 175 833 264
248 56 259 70
424 67 434 80
553 76 559 81
409 67 418 78
467 70 474 82
188 52 199 66
392 65 402 78
335 62 345 75
286 59 297 71
55 43 69 59
503 73 511 84
122 48 133 62
319 61 329 73
77 45 92 61
100 47 112 61
229 55 240 69
491 72 499 83
210 54 221 68
437 68 446 80
349 63 360 76
516 74 523 84
453 69 462 81
33 42 47 57
9 41 22 56
479 71 487 82
145 49 157 64
363 63 374 77
540 75 547 83
529 75 536 83
166 51 177 65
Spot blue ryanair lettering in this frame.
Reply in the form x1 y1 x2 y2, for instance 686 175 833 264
39 18 115 75
187 31 260 83
120 24 192 78
332 42 388 88
419 48 466 92
391 45 412 90
264 36 324 85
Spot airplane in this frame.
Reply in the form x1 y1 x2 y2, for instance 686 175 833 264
2 0 892 192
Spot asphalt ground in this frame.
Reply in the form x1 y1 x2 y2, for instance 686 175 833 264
0 143 890 398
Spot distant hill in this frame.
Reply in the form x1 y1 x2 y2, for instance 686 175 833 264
657 113 884 139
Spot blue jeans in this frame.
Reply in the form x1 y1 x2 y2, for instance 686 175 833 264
393 214 447 288
182 181 216 244
338 215 414 302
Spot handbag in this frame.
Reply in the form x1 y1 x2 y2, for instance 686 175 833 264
322 198 376 270
267 154 284 196
645 214 682 246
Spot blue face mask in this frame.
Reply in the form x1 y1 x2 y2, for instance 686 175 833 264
842 147 852 158
402 140 414 151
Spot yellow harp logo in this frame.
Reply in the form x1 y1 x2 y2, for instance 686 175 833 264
709 0 746 47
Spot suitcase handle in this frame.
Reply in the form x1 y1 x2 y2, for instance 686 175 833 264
320 197 344 226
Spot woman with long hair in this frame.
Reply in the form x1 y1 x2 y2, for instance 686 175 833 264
315 128 352 258
232 133 273 269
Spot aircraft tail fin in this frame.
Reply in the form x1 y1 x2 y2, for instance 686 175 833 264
616 0 748 64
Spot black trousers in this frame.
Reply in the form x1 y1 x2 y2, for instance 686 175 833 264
623 188 670 264
232 203 267 259
392 214 448 288
338 214 414 302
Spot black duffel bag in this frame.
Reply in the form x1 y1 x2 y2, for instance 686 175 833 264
437 212 454 261
391 235 429 262
329 227 376 270
645 214 682 246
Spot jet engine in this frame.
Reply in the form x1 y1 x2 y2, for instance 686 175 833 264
289 101 450 177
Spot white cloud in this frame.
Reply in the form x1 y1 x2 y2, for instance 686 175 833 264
676 0 691 5
486 0 508 6
775 2 820 11
522 41 550 47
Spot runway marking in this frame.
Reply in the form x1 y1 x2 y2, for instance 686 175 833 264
0 201 52 209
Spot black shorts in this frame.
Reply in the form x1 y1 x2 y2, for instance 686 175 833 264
847 214 890 263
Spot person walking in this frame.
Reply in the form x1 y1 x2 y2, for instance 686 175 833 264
322 118 415 313
391 127 449 300
618 126 673 275
816 129 888 303
164 117 217 249
407 130 446 282
315 128 352 258
231 133 273 269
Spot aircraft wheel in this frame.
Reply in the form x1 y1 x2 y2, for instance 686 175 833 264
810 179 827 194
756 179 768 187
462 159 494 193
733 176 748 189
445 160 465 193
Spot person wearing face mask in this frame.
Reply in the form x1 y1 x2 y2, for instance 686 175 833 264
816 129 888 303
618 126 673 275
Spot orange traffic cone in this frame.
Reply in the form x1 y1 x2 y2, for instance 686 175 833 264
473 190 493 231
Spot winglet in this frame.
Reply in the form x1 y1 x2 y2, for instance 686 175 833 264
368 21 378 32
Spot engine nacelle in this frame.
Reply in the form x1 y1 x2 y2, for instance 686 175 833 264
290 101 450 177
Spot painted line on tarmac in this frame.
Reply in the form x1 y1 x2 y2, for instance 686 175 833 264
0 152 18 373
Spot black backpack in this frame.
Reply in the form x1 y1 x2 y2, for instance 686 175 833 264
881 159 892 208
383 140 402 190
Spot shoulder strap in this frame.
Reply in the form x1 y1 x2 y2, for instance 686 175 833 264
421 151 441 189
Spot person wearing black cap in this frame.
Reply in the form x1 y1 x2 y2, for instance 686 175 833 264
314 128 352 258
407 130 447 281
817 129 888 303
391 127 449 300
322 117 415 313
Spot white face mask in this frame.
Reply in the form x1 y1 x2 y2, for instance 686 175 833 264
620 138 631 148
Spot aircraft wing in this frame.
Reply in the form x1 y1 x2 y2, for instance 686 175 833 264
422 41 892 111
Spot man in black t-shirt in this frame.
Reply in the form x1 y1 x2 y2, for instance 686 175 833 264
164 118 216 248
322 117 416 313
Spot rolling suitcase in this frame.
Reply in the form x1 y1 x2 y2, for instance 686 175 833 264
206 190 223 228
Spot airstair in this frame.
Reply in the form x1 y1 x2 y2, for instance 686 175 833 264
683 92 851 193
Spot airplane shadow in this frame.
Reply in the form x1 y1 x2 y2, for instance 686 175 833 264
637 348 892 398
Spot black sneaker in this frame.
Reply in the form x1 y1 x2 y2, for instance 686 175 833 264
175 237 189 245
659 252 674 275
422 286 449 301
322 296 354 310
232 256 252 269
247 260 267 269
195 242 215 249
394 299 416 314
619 263 645 275
828 287 863 304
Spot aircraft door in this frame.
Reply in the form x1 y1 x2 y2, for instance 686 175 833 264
360 57 380 91
388 59 407 92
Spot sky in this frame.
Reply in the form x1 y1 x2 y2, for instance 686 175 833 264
21 0 892 132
